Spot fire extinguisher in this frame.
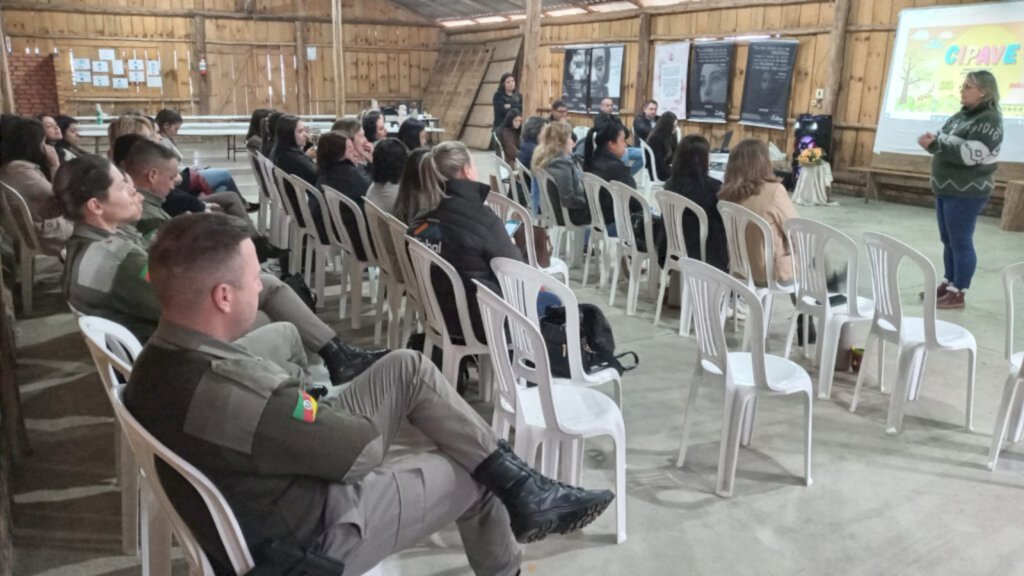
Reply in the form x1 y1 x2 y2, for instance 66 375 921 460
198 56 208 77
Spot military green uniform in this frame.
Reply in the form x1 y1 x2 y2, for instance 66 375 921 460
62 222 335 349
136 189 171 243
126 322 520 576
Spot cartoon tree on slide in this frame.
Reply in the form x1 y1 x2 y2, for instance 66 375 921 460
898 55 927 105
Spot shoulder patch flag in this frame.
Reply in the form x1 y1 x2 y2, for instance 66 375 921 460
292 389 318 423
139 263 150 283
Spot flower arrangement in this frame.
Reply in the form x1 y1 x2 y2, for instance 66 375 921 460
798 146 826 166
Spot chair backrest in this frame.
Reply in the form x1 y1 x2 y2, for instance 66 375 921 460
491 257 591 382
0 181 43 254
405 236 484 348
475 280 565 434
582 172 612 236
284 174 329 245
673 126 682 143
718 200 778 290
385 216 423 316
608 181 654 255
270 165 305 227
638 138 661 185
572 125 590 143
485 192 538 268
533 167 563 228
785 218 865 317
495 157 514 194
862 232 938 344
680 258 772 390
363 199 401 285
511 160 536 216
1002 261 1024 360
322 185 377 264
77 315 142 391
109 385 255 576
655 190 708 263
246 150 272 205
492 131 505 160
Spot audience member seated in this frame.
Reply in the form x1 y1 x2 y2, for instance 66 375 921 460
632 99 658 143
592 98 643 175
548 100 575 143
718 138 798 287
397 118 427 151
660 134 728 271
583 119 636 235
316 132 371 259
362 110 388 145
393 148 430 224
331 118 374 168
246 108 273 154
55 115 88 163
517 116 547 170
123 211 613 576
261 111 285 159
0 116 72 254
55 156 386 384
646 111 678 183
533 121 589 226
366 138 409 216
408 141 524 343
39 114 62 148
497 108 522 166
155 108 242 196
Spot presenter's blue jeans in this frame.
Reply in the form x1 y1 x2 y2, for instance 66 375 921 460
935 194 989 290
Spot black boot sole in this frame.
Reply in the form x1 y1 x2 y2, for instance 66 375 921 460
328 352 390 386
511 491 614 543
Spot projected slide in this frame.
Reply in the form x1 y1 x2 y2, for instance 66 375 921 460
874 1 1023 162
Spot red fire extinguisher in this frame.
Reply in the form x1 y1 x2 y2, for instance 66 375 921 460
198 56 208 77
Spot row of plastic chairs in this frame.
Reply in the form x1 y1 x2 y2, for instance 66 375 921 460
0 181 51 317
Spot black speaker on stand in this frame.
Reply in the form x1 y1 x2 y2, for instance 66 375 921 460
792 114 834 183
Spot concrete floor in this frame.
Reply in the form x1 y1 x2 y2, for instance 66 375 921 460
7 143 1024 575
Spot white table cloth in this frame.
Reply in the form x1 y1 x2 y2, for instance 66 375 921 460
792 161 837 206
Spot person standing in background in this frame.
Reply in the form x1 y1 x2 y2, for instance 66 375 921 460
492 73 523 129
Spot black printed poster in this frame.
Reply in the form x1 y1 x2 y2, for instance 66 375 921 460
739 40 799 130
688 42 734 123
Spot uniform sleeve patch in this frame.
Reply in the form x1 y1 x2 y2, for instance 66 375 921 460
139 263 150 282
292 389 318 423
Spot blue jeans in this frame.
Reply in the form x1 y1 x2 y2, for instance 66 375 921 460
622 147 643 176
935 194 989 290
200 168 240 193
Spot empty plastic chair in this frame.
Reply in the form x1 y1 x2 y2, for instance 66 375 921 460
988 261 1024 470
581 173 618 290
475 281 627 544
783 218 873 399
675 258 813 498
851 232 977 436
607 181 659 316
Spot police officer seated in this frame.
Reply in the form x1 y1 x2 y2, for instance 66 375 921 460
125 211 614 576
54 155 384 385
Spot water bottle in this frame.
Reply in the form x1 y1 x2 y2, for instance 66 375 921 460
95 103 103 125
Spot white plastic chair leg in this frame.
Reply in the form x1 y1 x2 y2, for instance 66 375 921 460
817 320 845 400
582 237 596 288
965 348 977 432
803 390 814 486
140 482 172 576
851 332 878 413
679 285 693 338
477 356 493 403
676 369 702 468
613 428 627 544
908 350 928 401
372 278 387 345
740 397 758 447
989 371 1022 470
337 254 349 320
608 246 621 307
117 431 139 555
654 268 669 327
716 388 747 498
783 310 799 359
350 266 363 330
19 251 33 316
886 346 925 436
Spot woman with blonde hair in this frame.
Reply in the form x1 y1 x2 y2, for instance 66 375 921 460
718 138 798 287
408 140 523 343
533 121 589 225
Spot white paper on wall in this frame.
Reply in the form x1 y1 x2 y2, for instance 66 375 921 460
73 71 92 83
92 75 110 87
127 59 145 71
111 60 125 76
146 60 161 76
91 60 109 73
112 77 129 90
72 58 91 71
146 75 163 88
128 71 145 83
97 49 116 61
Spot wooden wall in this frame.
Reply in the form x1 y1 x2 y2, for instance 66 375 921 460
443 0 974 177
0 0 440 116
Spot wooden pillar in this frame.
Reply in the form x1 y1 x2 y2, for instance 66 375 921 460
0 9 16 114
295 22 308 115
822 0 851 116
193 15 210 115
634 13 652 118
520 0 542 117
1000 181 1024 232
331 0 346 115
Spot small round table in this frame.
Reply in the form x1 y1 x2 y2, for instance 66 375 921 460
792 161 838 206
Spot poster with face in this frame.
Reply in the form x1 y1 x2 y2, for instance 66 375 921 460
561 48 591 113
739 40 799 129
688 42 734 123
588 45 624 113
652 41 691 118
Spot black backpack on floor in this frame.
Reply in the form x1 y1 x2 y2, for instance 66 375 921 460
540 304 638 378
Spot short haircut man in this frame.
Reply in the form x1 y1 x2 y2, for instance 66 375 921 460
125 140 180 198
331 118 361 139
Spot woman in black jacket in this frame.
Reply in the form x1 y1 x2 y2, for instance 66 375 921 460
492 73 523 129
271 115 321 248
661 134 728 272
317 132 372 260
408 141 523 343
646 111 677 183
582 119 635 234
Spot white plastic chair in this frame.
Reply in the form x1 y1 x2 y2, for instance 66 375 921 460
322 185 379 328
490 256 622 406
246 150 272 237
76 315 143 557
572 125 591 143
850 232 977 435
675 258 813 498
405 237 493 400
269 164 305 275
285 175 334 310
254 154 291 251
638 139 665 196
484 192 569 284
581 173 618 290
385 216 424 343
532 167 570 260
494 156 515 198
364 199 406 349
988 262 1024 470
534 167 587 268
475 281 627 544
718 201 796 344
653 191 706 336
512 159 536 217
607 181 659 316
783 218 873 399
0 182 49 316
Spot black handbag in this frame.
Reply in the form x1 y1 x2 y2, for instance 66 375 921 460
540 304 638 378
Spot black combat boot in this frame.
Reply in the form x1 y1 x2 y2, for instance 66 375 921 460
473 440 614 543
318 338 389 386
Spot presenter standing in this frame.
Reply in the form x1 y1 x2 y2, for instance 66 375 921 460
918 70 1003 310
493 73 523 129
